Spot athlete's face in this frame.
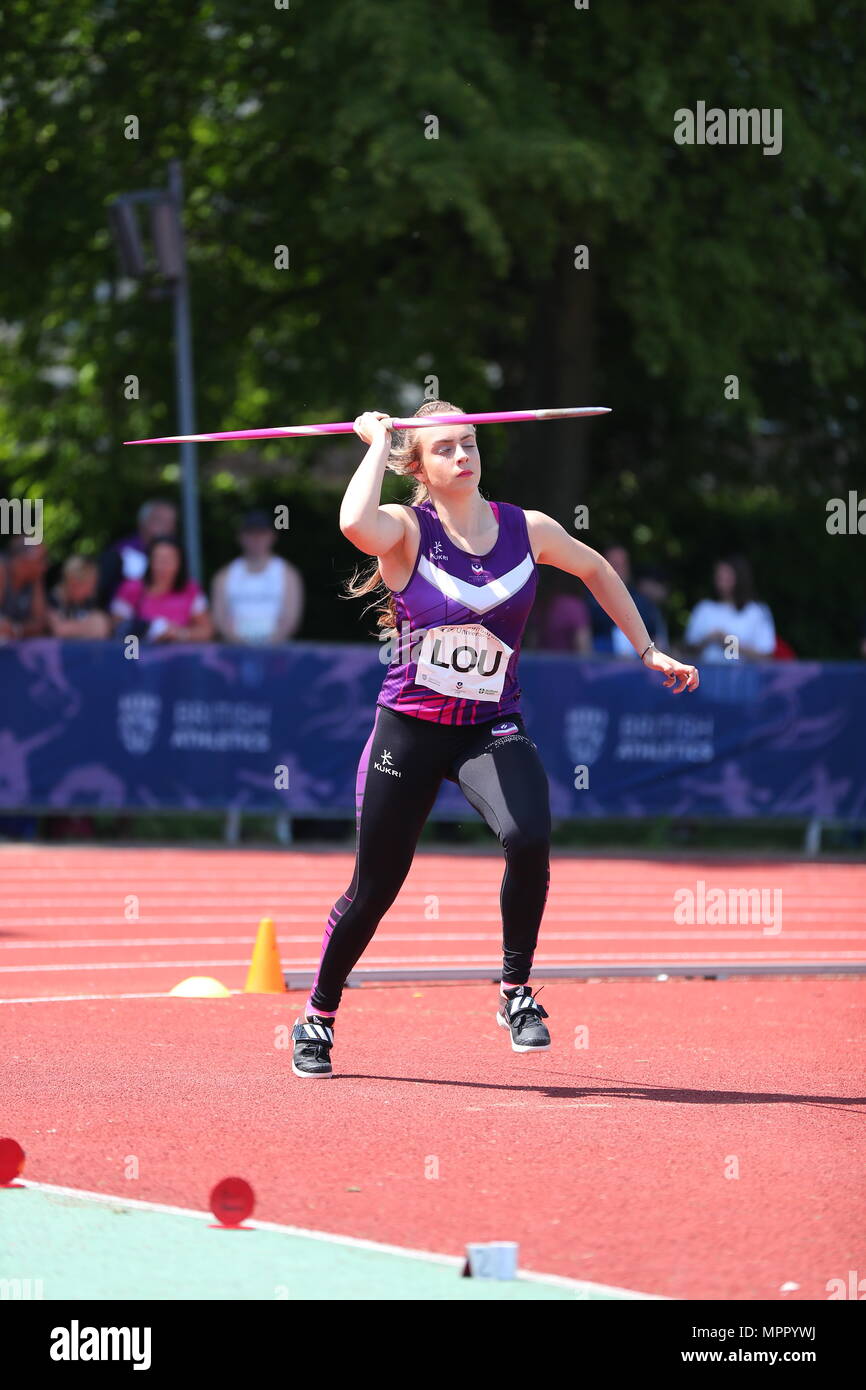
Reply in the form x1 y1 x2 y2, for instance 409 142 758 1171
418 425 480 491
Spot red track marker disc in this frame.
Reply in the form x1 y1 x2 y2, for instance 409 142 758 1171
0 1138 25 1186
209 1176 255 1227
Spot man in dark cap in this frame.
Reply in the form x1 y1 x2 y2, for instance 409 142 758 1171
211 508 304 644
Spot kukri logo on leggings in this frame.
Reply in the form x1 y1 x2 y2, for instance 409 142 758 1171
373 748 402 778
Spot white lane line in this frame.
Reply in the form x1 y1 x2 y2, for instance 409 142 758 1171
0 959 256 974
0 992 175 1004
1 913 862 929
2 951 865 976
2 969 862 1006
1 877 860 892
17 1178 661 1299
0 862 731 870
3 893 862 906
1 930 864 950
0 878 856 889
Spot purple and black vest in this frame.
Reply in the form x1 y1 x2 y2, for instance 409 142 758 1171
377 499 538 725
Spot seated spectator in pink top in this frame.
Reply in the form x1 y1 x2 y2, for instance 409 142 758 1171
111 536 213 642
100 498 178 605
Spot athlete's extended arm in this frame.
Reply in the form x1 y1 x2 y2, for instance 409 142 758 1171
525 511 699 693
339 412 408 558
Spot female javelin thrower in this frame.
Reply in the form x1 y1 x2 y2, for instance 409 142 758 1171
292 401 699 1078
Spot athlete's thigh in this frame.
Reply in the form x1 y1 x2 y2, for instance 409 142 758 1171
356 706 450 868
451 717 551 843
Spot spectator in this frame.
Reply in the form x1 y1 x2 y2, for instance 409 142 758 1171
683 555 775 663
525 567 591 654
211 509 304 644
586 544 662 657
47 556 111 639
111 536 213 642
100 498 178 604
0 537 49 639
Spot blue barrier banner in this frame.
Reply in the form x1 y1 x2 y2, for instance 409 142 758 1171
1 640 865 819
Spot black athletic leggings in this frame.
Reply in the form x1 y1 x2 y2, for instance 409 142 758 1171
308 704 551 1014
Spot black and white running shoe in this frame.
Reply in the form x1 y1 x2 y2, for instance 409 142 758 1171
496 985 550 1052
291 1016 335 1078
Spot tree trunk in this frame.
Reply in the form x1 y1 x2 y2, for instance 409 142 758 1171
501 252 596 526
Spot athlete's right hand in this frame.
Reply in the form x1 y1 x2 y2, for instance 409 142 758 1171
353 411 393 444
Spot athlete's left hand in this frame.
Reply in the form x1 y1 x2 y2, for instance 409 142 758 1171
641 646 699 693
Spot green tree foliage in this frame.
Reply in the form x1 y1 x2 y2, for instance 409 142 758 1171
1 0 863 651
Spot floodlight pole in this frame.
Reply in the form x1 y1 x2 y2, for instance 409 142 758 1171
109 162 203 586
166 160 202 586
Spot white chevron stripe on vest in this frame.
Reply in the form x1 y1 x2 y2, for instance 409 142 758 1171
417 552 534 616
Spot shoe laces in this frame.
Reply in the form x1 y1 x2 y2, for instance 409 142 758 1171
295 1018 334 1056
508 985 549 1030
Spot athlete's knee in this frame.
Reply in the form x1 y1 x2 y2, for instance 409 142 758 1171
502 824 550 861
347 882 405 923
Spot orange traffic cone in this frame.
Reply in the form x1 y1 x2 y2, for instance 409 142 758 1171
244 917 285 994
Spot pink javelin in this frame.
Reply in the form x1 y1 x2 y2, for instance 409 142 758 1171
124 406 611 446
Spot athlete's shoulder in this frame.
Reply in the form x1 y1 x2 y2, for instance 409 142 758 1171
407 499 435 529
515 507 556 539
380 501 423 539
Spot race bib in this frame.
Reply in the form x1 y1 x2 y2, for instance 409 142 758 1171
415 624 513 701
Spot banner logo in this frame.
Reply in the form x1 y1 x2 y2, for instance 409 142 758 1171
117 693 162 755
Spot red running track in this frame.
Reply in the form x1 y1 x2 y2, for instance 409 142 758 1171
1 846 865 994
1 845 864 1299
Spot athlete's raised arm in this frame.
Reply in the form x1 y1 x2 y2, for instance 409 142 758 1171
525 510 699 693
339 411 409 558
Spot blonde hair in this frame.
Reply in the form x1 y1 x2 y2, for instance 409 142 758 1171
342 400 468 632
